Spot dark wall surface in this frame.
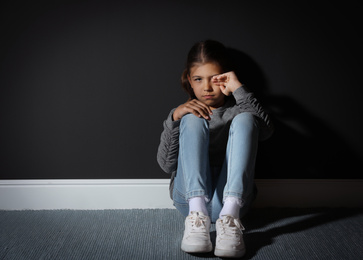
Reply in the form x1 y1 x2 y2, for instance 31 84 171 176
1 0 362 179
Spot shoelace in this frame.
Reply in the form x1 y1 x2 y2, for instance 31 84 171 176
189 212 208 234
219 216 245 239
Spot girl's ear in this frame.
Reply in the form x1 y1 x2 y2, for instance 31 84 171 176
187 74 193 88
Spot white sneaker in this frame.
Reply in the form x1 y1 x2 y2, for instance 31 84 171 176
181 211 213 253
215 215 246 258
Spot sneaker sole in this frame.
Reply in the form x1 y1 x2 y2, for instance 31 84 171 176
214 248 246 258
181 243 213 253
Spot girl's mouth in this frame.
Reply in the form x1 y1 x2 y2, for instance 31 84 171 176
203 95 214 99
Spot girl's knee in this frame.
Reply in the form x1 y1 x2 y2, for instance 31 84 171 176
180 114 209 130
233 112 255 123
231 112 259 131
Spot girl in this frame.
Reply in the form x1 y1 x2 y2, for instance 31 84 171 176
157 40 273 258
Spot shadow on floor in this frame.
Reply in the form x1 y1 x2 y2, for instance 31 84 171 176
241 208 363 259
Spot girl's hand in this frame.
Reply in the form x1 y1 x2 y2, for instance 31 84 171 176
212 71 242 96
173 99 213 121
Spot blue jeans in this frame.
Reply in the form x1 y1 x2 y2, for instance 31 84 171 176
172 112 259 222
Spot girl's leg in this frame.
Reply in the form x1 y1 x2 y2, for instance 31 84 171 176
213 112 259 258
209 112 259 222
172 114 212 217
173 114 213 253
223 112 259 213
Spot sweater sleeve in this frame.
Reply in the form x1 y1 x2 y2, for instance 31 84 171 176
233 86 274 141
156 109 181 174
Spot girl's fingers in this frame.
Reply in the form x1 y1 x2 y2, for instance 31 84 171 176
220 85 231 96
187 100 212 119
212 74 228 85
191 99 212 112
197 100 213 115
212 75 221 82
174 99 213 121
191 105 211 119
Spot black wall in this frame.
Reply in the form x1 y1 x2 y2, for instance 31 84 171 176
1 0 362 179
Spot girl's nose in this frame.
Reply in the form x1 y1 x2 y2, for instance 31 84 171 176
204 81 213 91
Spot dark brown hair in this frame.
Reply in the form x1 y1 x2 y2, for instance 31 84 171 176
181 40 232 99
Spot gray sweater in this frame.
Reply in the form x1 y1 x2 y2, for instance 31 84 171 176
157 86 273 175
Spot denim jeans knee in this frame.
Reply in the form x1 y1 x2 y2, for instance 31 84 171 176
230 112 258 132
180 113 209 131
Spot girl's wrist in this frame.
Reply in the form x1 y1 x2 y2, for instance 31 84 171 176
172 112 179 121
172 107 182 121
229 81 243 93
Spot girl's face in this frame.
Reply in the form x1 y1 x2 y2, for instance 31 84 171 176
188 63 225 110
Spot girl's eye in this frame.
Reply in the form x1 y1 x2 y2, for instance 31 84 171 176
194 78 202 82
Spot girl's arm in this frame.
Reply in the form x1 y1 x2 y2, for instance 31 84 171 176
158 99 214 173
233 87 274 140
173 99 213 121
157 109 180 174
212 71 242 96
213 71 274 140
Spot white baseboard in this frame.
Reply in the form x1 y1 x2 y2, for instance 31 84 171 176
0 179 174 210
0 179 362 210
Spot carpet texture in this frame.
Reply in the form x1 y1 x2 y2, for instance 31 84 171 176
0 208 362 259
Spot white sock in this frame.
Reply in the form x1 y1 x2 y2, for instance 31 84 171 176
188 196 208 216
219 197 243 219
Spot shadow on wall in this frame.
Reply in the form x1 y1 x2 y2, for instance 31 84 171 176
227 48 361 179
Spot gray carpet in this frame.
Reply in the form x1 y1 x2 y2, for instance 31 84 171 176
0 208 362 259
